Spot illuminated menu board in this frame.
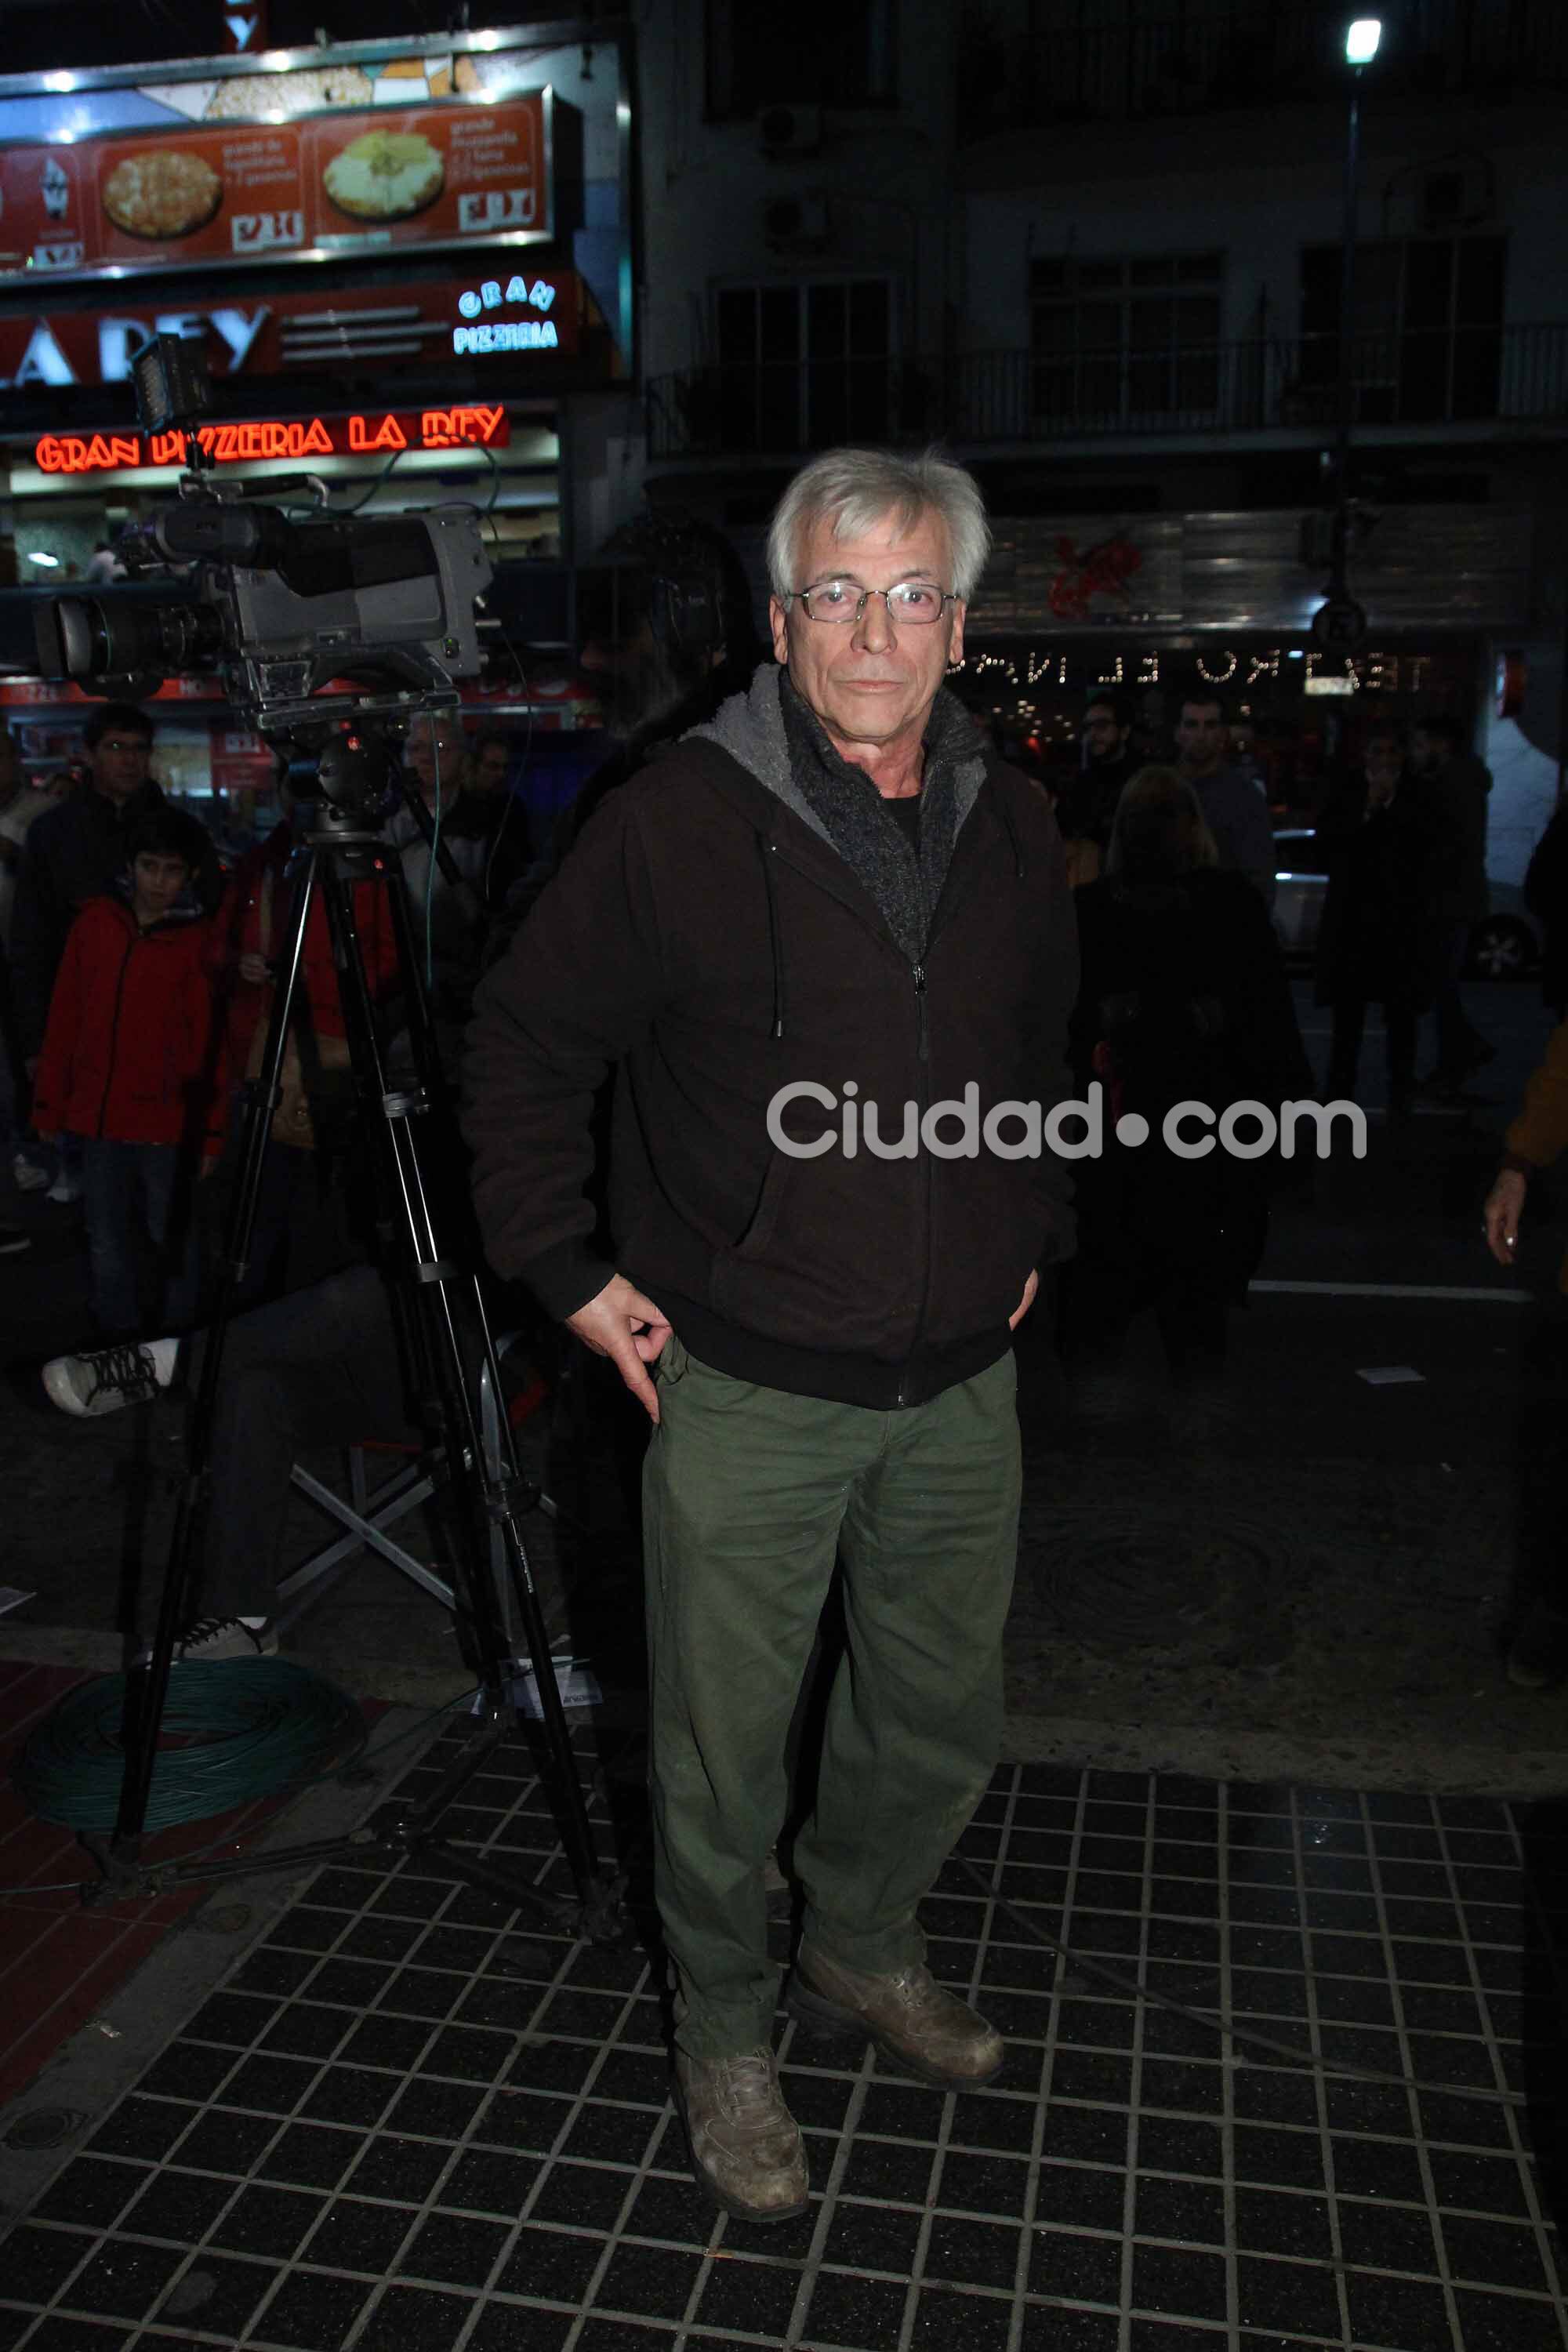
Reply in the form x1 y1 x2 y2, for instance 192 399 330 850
0 32 632 372
0 93 549 280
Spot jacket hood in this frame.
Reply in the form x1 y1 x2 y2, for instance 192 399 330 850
688 660 991 847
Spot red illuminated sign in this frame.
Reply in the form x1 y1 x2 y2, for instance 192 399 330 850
31 403 509 474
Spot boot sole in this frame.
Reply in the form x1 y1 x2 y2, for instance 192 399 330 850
785 1980 1004 2089
672 2096 810 2227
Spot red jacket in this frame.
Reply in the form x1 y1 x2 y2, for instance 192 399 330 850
33 897 223 1149
212 822 401 1071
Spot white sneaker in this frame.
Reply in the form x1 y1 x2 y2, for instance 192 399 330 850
42 1337 180 1417
45 1173 83 1205
12 1154 49 1193
176 1616 279 1662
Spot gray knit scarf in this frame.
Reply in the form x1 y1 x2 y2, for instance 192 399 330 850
777 670 975 964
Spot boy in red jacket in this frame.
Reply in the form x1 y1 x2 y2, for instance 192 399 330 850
32 803 223 1414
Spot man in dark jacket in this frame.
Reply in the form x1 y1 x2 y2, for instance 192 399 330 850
1410 713 1494 1092
1176 691 1276 906
1313 728 1443 1114
10 702 220 1071
466 448 1077 2223
1058 689 1139 855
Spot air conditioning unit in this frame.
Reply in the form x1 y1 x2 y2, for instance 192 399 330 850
757 103 822 160
1409 154 1494 234
761 194 830 252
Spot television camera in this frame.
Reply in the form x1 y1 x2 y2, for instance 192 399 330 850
29 332 492 774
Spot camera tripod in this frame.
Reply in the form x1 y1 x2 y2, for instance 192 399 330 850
84 718 627 1944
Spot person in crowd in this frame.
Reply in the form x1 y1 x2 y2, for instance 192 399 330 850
385 714 501 1071
10 703 220 1200
1174 690 1276 905
0 727 52 1253
465 446 1076 2223
31 804 223 1415
1524 801 1568 1025
166 1265 417 1661
506 508 766 936
1410 712 1495 1095
1228 710 1267 799
1481 1016 1568 1686
1312 726 1443 1116
470 730 514 798
1058 691 1139 880
209 775 401 1303
0 726 45 952
1058 765 1308 1394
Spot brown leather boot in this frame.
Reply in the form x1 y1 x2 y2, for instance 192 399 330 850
673 2045 810 2223
787 1943 1004 2086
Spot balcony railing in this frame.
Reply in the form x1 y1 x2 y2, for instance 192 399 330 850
960 0 1568 129
646 324 1568 459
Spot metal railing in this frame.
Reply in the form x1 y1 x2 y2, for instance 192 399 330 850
962 0 1568 128
646 324 1568 459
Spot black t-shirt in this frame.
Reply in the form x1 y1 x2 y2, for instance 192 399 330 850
884 792 921 847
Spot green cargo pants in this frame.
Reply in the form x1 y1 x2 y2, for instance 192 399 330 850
642 1336 1022 2062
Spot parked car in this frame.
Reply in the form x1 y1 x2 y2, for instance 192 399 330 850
1271 827 1543 979
1272 826 1328 963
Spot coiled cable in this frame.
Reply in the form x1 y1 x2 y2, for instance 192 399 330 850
15 1661 368 1835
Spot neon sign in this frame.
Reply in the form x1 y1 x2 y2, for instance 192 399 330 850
32 404 509 475
452 273 558 356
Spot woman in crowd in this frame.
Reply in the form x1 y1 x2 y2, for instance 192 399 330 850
1313 725 1441 1116
1058 764 1309 1392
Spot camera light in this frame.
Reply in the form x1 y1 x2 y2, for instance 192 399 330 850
27 550 60 567
1345 18 1382 64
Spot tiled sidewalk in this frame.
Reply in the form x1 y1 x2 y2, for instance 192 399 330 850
1 1724 1566 2350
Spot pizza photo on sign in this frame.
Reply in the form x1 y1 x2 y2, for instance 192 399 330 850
324 130 444 222
101 151 223 241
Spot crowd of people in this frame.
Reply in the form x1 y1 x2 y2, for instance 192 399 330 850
1051 687 1515 1115
1 446 1565 2223
0 702 525 1409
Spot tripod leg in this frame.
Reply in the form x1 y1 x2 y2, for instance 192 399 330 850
110 851 321 1869
322 852 618 1930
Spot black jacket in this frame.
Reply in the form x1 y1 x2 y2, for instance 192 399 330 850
1314 771 1443 1011
1069 867 1309 1288
465 666 1079 1410
1059 752 1138 851
9 777 220 1057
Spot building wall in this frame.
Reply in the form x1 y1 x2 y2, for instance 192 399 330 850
960 96 1568 356
636 1 958 386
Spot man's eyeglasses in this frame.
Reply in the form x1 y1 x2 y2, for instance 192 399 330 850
97 738 151 756
786 579 956 627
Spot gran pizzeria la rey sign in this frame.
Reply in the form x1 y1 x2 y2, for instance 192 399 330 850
31 403 510 474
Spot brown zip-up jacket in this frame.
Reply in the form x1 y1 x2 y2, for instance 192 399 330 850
464 667 1078 1410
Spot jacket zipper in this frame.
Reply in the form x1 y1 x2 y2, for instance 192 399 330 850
765 813 1007 1406
898 962 934 1406
95 929 136 1139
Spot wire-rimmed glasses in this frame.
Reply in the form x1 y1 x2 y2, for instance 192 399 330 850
786 578 956 626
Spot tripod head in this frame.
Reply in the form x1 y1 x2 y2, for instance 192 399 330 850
271 695 476 914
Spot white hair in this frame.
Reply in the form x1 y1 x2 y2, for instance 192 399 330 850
766 446 992 604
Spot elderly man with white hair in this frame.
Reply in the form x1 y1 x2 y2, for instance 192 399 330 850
466 448 1077 2221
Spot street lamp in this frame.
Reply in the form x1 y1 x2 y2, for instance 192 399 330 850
1312 16 1385 655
